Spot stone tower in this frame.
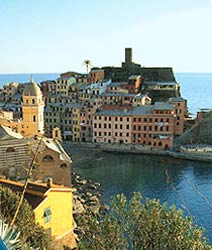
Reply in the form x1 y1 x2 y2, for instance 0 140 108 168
125 48 132 66
22 77 45 137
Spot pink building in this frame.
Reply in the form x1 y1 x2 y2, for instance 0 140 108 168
93 102 175 149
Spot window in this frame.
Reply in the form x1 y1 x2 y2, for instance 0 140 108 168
115 124 118 129
120 124 123 129
32 99 35 104
60 163 68 168
144 126 147 131
144 118 147 122
43 155 54 162
6 147 15 153
104 124 107 129
166 126 169 131
99 132 101 136
33 115 36 122
44 207 52 223
126 124 129 130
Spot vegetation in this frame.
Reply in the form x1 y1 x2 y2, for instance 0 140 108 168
83 59 92 73
0 186 52 249
78 192 211 250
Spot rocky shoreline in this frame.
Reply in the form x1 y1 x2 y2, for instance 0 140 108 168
71 172 109 242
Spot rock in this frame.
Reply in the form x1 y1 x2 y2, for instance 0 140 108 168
73 196 85 214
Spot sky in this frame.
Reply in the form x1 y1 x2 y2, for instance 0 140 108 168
0 0 212 74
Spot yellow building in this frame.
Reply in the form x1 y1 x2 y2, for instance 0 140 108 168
22 77 45 136
0 178 76 250
0 77 45 138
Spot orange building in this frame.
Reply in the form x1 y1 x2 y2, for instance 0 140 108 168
88 69 104 83
169 97 187 135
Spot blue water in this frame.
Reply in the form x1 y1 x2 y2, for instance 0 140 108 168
176 73 212 116
73 152 212 244
0 73 59 86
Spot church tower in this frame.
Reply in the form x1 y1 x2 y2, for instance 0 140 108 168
22 77 45 136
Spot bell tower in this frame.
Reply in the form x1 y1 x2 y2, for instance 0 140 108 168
22 77 45 136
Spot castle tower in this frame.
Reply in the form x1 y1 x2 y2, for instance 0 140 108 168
125 48 132 66
22 77 45 136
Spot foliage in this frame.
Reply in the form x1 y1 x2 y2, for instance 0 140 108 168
78 192 211 250
83 59 92 73
0 186 52 249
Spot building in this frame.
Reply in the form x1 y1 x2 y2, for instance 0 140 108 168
169 97 187 135
0 178 76 250
88 69 104 83
0 125 30 180
30 136 72 187
93 102 175 149
0 125 72 187
55 76 77 96
131 103 175 149
22 77 45 136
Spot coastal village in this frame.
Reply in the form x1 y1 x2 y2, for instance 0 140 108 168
0 48 212 249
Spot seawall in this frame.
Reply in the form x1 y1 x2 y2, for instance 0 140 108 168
63 142 212 164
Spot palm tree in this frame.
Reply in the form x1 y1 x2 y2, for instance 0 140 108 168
83 59 92 73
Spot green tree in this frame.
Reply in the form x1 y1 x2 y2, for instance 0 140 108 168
0 186 52 249
78 193 211 250
83 59 92 73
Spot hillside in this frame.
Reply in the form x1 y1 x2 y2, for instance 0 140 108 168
175 112 212 146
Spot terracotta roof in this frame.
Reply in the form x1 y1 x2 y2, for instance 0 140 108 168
0 178 73 209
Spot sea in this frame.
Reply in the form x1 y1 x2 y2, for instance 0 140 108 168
1 72 212 242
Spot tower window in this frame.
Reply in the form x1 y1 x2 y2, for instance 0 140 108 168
43 155 54 162
60 163 68 168
32 99 35 104
26 99 29 104
33 115 36 122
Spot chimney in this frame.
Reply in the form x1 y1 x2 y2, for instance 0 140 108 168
47 177 53 188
